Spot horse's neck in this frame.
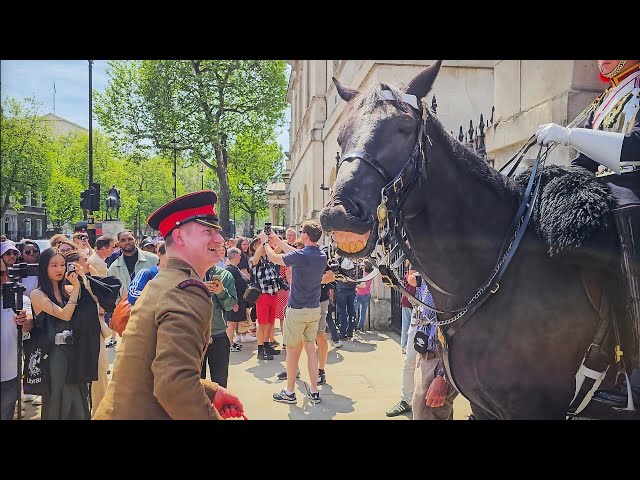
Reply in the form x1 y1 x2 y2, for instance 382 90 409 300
405 147 516 300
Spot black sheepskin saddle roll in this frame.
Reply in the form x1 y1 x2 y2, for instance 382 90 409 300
513 165 619 261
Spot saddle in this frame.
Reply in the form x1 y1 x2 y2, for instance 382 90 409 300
513 165 618 262
514 166 640 418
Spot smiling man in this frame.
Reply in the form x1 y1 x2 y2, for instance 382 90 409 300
94 190 245 420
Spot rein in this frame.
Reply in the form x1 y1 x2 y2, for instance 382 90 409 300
337 97 551 331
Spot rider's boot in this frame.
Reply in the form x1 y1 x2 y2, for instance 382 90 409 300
592 205 640 410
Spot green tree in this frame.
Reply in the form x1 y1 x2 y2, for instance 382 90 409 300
93 60 288 237
46 172 84 228
117 156 175 235
1 97 53 217
228 133 283 237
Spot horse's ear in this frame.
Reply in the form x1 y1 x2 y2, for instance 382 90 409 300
406 60 442 100
333 77 359 102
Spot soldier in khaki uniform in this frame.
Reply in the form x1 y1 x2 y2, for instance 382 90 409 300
94 190 245 420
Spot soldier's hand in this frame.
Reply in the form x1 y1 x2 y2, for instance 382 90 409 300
535 123 570 146
425 375 447 408
213 386 244 418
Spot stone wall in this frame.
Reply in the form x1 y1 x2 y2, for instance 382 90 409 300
486 60 603 170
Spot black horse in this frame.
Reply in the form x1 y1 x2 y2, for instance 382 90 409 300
320 61 625 419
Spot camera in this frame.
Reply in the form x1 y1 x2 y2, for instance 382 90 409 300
328 258 341 274
328 257 347 281
66 262 76 274
7 262 38 281
264 222 272 235
54 330 74 345
2 281 26 312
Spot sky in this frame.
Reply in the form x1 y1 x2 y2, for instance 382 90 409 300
0 59 290 151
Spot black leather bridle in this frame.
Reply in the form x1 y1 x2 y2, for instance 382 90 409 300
336 96 549 333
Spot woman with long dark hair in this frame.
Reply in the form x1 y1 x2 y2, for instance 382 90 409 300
29 247 85 419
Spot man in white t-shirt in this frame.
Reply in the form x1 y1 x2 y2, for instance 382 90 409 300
1 261 33 420
88 236 115 277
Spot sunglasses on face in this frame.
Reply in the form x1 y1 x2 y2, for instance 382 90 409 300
23 249 39 255
4 251 17 256
76 236 88 241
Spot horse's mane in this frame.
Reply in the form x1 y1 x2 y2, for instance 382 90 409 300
347 81 518 201
425 103 519 201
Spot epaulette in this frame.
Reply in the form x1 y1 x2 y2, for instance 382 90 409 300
177 278 209 296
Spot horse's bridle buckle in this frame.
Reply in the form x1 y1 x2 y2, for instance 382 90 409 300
381 274 394 287
393 177 404 192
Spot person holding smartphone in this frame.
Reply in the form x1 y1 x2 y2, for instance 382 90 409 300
201 265 238 388
29 248 86 419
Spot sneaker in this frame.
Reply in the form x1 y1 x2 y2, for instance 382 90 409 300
22 394 35 402
317 370 326 385
230 343 242 352
265 344 281 355
332 340 343 348
385 400 412 417
240 333 257 343
257 349 273 361
233 334 243 343
271 340 280 347
309 391 321 404
273 389 297 404
31 396 42 406
277 370 300 380
106 338 117 348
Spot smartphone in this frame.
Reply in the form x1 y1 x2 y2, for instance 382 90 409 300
264 222 272 235
66 262 76 274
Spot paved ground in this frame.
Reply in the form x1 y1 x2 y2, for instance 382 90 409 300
18 329 472 420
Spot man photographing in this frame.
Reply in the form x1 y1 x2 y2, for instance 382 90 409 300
260 220 328 405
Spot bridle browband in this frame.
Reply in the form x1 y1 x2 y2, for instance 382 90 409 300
335 92 550 333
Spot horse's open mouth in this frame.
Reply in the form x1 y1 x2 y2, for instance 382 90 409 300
331 229 377 257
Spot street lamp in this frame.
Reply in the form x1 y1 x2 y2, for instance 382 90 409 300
171 138 178 199
199 165 204 190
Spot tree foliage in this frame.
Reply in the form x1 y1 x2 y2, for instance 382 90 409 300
1 97 54 217
93 60 288 236
46 171 84 228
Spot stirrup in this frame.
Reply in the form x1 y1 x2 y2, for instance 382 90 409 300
613 370 637 411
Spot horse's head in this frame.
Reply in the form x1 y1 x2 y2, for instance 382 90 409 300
320 61 442 257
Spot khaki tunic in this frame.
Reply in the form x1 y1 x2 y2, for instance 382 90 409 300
94 257 222 420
